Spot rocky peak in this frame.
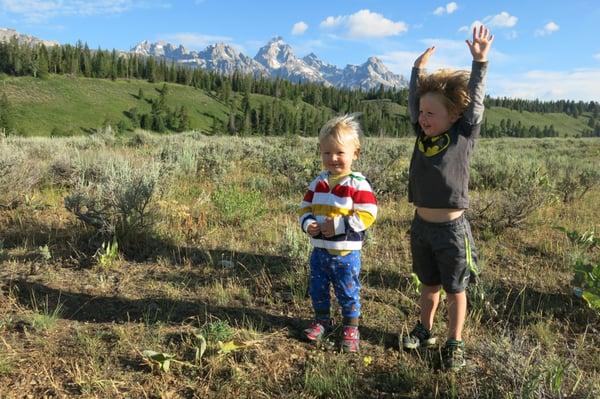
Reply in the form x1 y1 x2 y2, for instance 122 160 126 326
254 36 298 69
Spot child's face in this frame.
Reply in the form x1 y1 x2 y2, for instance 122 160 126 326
419 93 459 137
320 135 358 176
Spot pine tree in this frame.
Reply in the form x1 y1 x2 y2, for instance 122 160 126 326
227 108 237 135
0 92 16 135
37 44 50 79
178 106 191 132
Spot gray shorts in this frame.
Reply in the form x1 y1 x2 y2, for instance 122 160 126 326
410 213 478 293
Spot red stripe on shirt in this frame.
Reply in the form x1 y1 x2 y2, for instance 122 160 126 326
353 190 377 204
303 191 314 202
331 185 356 198
314 181 330 193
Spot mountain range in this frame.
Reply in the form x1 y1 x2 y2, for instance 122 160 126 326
131 36 407 90
0 28 407 90
0 28 59 47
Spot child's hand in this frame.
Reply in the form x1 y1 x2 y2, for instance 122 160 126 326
307 222 321 237
320 217 335 238
466 25 494 62
414 46 435 68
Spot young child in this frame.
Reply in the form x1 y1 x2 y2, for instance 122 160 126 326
402 25 494 370
298 114 377 353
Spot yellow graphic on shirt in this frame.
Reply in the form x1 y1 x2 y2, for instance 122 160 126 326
418 133 450 157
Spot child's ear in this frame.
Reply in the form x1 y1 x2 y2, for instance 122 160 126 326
450 111 460 123
354 148 360 160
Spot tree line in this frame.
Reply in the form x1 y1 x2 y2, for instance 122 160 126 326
484 96 599 118
0 38 597 138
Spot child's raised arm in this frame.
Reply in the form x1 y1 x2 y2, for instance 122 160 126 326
466 25 494 62
408 47 436 124
464 25 494 126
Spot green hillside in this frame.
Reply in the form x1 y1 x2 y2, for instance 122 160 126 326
0 74 592 137
2 74 233 136
484 106 593 137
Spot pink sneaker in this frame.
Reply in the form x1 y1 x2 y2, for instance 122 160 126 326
304 321 328 342
341 326 360 353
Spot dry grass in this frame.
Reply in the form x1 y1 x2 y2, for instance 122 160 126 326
0 134 599 398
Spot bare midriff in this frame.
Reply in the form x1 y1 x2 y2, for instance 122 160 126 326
416 207 464 223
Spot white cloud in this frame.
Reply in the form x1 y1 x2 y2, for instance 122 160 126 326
320 16 344 28
292 21 308 35
489 69 600 101
0 0 169 22
535 21 559 37
594 53 600 60
447 2 458 13
505 30 518 40
320 9 408 38
161 33 234 50
434 2 458 16
484 11 518 28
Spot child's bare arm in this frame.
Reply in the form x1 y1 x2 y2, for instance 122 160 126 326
408 47 436 124
464 26 494 125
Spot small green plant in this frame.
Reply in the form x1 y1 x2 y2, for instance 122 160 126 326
200 319 234 343
303 353 356 398
94 238 119 270
282 266 309 303
0 356 12 376
37 244 52 261
554 226 599 250
555 226 600 313
29 294 63 332
211 185 266 227
572 260 600 311
141 350 196 373
192 330 207 363
410 272 422 294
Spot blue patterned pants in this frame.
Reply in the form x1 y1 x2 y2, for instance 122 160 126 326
309 248 362 319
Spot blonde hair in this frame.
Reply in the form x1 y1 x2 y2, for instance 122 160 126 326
318 114 362 150
417 69 470 117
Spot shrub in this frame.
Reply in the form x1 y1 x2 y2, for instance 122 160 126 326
0 143 43 206
127 130 157 147
469 165 553 234
64 156 162 242
547 159 600 203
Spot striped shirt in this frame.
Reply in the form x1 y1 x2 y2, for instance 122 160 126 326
299 171 378 251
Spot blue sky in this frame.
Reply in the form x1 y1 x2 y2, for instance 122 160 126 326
1 0 599 101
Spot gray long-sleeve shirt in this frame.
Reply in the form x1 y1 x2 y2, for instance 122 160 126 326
408 61 488 209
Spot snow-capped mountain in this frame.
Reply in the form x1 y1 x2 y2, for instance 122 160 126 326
0 28 59 47
302 52 341 81
253 37 327 84
131 40 190 59
0 27 405 90
198 43 267 76
337 57 408 91
131 36 406 90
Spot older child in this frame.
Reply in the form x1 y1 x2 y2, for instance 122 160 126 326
298 114 377 353
402 25 494 370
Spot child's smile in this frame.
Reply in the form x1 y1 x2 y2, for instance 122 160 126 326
320 135 358 175
419 93 458 137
